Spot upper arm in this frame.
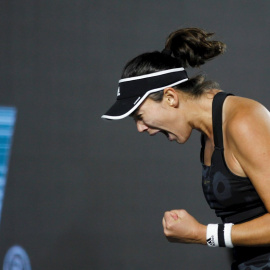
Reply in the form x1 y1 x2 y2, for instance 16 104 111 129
227 100 270 212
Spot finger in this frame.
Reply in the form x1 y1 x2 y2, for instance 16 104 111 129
164 211 174 221
172 209 187 218
162 217 166 228
170 212 178 220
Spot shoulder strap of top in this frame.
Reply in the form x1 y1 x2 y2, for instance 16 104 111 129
212 92 233 149
200 133 205 163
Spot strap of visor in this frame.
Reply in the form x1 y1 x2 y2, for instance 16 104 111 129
117 68 188 100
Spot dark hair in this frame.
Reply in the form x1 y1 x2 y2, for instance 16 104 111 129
122 27 226 101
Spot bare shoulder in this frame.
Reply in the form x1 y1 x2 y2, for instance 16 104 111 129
225 95 270 131
224 95 270 153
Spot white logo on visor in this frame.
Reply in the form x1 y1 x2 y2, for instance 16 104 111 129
134 97 141 105
117 87 120 96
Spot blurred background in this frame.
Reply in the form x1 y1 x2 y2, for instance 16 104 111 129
0 0 270 269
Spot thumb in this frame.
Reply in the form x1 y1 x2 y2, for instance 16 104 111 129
170 212 178 220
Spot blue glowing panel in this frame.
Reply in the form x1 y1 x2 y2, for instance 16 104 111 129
0 107 16 223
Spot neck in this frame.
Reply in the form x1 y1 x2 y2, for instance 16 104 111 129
187 90 221 141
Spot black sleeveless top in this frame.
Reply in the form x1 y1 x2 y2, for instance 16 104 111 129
201 92 270 269
201 92 267 224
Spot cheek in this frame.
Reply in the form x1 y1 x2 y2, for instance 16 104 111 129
144 104 172 127
144 109 163 124
151 113 167 126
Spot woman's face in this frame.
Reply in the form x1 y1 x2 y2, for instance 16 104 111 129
133 93 192 143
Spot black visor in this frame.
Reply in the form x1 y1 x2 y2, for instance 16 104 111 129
102 68 188 120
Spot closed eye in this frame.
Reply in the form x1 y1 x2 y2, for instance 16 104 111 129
131 111 142 122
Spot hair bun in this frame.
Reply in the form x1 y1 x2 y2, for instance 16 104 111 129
164 27 226 68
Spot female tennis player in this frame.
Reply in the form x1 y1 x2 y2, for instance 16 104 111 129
102 27 270 269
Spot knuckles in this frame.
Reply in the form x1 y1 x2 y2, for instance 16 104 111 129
163 228 172 237
163 218 175 237
165 220 174 231
162 209 188 237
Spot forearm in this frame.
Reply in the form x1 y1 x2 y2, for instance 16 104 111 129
163 210 270 247
231 213 270 246
190 223 207 245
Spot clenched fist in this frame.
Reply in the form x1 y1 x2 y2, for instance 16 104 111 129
162 209 206 244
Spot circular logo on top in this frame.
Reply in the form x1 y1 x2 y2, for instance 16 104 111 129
3 245 31 270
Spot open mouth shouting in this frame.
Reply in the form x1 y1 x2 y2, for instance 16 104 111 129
149 129 175 141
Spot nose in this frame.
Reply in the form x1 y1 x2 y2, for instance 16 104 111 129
136 121 148 133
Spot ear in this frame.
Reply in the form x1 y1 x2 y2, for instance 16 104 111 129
163 87 179 108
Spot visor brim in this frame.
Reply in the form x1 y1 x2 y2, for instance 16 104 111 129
101 96 143 120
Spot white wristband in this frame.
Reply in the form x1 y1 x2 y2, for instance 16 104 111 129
206 224 219 247
224 223 234 248
206 223 234 248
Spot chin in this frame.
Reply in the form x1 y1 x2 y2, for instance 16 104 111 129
176 134 190 144
175 139 185 144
